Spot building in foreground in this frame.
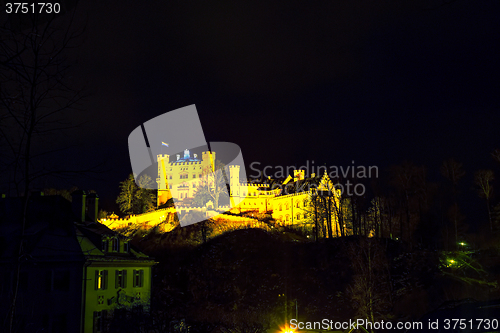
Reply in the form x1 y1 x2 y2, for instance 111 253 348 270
0 191 156 333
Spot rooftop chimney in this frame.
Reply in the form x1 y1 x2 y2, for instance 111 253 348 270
86 192 99 222
71 190 86 222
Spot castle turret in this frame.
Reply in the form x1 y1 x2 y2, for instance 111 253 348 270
157 154 172 206
201 151 216 172
294 170 305 182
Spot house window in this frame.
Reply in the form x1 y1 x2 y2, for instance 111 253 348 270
93 310 107 333
123 241 130 253
115 270 127 288
112 238 119 252
95 270 108 290
133 269 144 288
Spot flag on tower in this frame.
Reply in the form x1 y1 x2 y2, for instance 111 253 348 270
161 142 169 147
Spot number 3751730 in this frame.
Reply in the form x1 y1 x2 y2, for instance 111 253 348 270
6 3 61 14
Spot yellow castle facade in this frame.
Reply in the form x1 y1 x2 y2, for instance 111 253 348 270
155 149 341 227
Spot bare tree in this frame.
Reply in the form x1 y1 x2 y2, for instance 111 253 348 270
0 9 86 332
193 160 229 209
474 169 494 232
440 159 466 249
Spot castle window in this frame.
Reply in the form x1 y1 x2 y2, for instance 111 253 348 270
123 241 130 253
169 175 172 179
285 203 289 210
279 204 282 211
169 185 172 189
193 174 196 178
296 202 300 208
296 213 301 220
286 215 289 222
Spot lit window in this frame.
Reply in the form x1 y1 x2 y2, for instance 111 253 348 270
133 269 144 288
279 205 282 211
285 204 289 210
115 270 127 288
286 215 289 222
95 270 108 290
297 214 301 220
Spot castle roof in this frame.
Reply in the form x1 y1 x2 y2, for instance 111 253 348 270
172 148 201 163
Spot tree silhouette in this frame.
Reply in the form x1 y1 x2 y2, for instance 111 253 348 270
474 169 494 232
440 159 466 249
0 9 87 332
117 174 156 215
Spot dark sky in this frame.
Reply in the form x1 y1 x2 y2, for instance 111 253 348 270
29 0 500 209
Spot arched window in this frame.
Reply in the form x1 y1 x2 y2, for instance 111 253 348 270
296 202 300 208
285 215 289 222
279 204 282 211
296 213 301 220
285 203 289 210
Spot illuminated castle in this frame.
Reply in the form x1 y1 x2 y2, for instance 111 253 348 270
156 149 341 226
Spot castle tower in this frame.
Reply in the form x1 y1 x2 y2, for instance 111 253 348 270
229 165 241 206
201 151 216 172
157 154 172 206
294 170 305 182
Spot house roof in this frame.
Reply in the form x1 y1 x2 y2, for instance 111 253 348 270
0 195 154 264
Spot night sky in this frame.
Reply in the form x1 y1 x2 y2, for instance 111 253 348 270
18 1 500 210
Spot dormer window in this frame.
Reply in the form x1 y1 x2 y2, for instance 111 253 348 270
112 238 119 252
124 241 130 253
101 239 108 252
